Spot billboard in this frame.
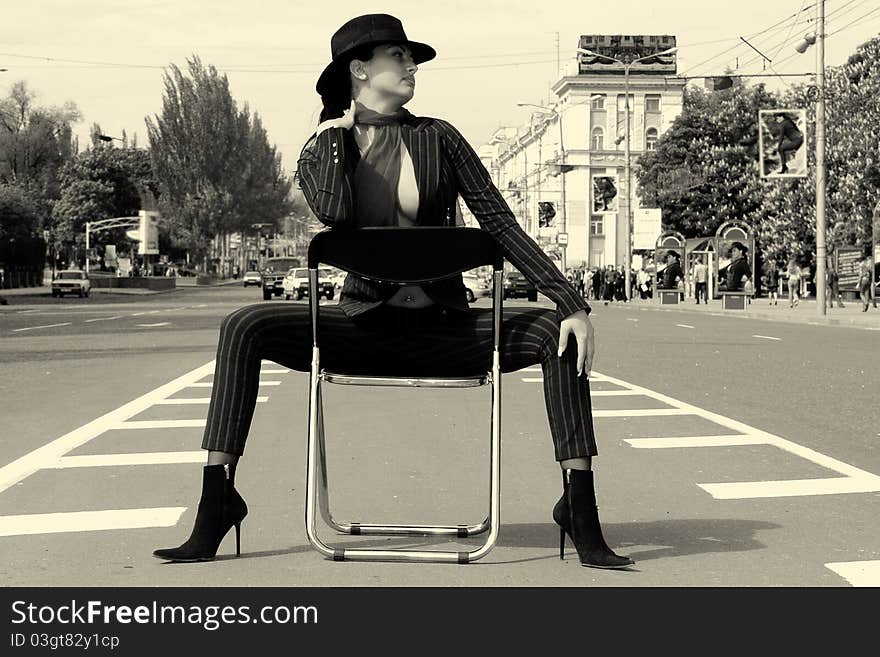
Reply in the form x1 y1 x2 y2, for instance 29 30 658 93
835 246 863 292
578 35 677 74
138 210 160 255
633 208 662 250
592 175 618 214
759 109 807 178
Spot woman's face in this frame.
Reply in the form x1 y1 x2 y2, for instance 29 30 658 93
353 43 417 104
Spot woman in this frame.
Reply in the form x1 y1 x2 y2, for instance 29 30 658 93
153 14 633 570
786 258 801 308
859 254 875 312
763 261 779 306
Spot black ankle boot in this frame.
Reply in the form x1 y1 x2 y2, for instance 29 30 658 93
554 469 634 570
153 464 248 562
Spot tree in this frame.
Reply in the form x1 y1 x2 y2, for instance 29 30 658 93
52 144 154 264
636 79 778 240
146 56 292 266
0 184 40 240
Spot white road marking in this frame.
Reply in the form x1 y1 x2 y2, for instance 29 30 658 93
260 369 290 374
113 420 206 429
0 508 187 537
85 315 123 323
593 408 691 418
12 322 72 332
626 435 765 448
51 452 206 468
590 390 643 397
676 324 694 329
156 396 268 405
594 371 880 499
186 380 282 388
16 309 40 314
131 310 160 316
825 561 880 587
752 334 782 341
0 361 216 494
136 322 171 327
627 318 639 322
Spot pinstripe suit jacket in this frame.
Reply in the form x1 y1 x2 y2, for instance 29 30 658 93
297 113 590 321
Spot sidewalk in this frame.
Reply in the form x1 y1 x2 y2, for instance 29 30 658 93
598 295 880 329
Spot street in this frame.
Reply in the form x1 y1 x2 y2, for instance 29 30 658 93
1 286 878 587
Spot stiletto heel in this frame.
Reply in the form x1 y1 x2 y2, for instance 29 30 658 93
153 464 248 562
559 526 566 560
556 469 634 570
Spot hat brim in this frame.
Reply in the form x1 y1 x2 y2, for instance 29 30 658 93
316 40 436 96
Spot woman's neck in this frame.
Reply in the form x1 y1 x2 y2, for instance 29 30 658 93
354 91 405 116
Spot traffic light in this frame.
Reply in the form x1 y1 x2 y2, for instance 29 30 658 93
759 109 807 178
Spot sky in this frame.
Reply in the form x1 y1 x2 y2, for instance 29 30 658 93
2 0 879 174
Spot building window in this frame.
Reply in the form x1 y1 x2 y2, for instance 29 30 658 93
591 94 606 110
590 217 604 236
591 127 604 151
616 94 635 112
645 95 661 113
645 127 658 151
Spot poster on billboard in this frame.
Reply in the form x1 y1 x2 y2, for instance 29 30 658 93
537 200 557 228
104 244 117 268
138 210 160 255
633 209 662 250
591 175 618 214
835 246 863 292
758 109 807 178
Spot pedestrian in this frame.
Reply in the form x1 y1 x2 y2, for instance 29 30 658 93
858 253 876 312
153 13 633 570
592 266 602 300
614 265 627 302
583 267 593 300
762 261 779 306
785 258 801 308
824 255 844 309
692 256 708 304
575 267 585 299
603 264 616 302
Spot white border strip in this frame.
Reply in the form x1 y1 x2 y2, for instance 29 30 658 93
0 508 187 537
51 452 206 468
825 560 880 587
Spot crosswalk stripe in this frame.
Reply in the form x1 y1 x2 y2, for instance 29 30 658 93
260 369 289 374
0 508 187 537
590 390 643 397
112 420 206 429
593 408 691 417
625 435 765 448
825 561 880 587
0 361 217 494
698 477 880 499
51 452 206 468
156 396 268 405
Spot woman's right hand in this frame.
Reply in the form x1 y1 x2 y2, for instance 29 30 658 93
317 100 357 135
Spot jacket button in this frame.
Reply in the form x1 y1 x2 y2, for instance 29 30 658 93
332 142 337 148
333 158 339 164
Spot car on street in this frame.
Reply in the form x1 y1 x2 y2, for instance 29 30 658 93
261 256 302 300
242 270 262 287
502 270 537 301
51 270 91 298
283 267 335 301
462 272 491 302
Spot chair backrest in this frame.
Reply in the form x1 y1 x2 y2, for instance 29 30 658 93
308 227 503 284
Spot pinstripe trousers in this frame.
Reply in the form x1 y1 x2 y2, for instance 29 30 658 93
201 303 597 461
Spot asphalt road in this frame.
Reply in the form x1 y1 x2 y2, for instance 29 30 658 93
1 286 878 587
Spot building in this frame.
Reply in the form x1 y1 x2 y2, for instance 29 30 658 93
481 35 685 272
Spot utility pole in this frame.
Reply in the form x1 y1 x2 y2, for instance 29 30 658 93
815 0 827 315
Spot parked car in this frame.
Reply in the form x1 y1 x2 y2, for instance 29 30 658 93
502 270 537 301
242 270 262 287
51 270 91 298
261 256 301 300
462 272 491 303
283 267 335 301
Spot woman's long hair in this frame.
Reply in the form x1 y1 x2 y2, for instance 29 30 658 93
318 44 377 123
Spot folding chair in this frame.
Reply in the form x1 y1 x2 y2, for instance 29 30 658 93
305 226 504 563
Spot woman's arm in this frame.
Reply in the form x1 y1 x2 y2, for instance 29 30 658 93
296 127 356 226
436 119 589 321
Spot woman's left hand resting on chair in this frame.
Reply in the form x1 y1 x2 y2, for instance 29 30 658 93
558 310 594 378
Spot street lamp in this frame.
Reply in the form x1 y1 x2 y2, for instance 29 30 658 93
517 102 568 272
794 2 827 316
577 46 677 301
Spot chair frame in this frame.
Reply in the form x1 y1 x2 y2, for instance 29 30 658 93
304 227 504 563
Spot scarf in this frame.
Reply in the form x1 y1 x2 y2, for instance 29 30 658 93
353 107 412 227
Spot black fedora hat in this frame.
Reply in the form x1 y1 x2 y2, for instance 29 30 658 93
316 14 436 96
730 241 748 253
